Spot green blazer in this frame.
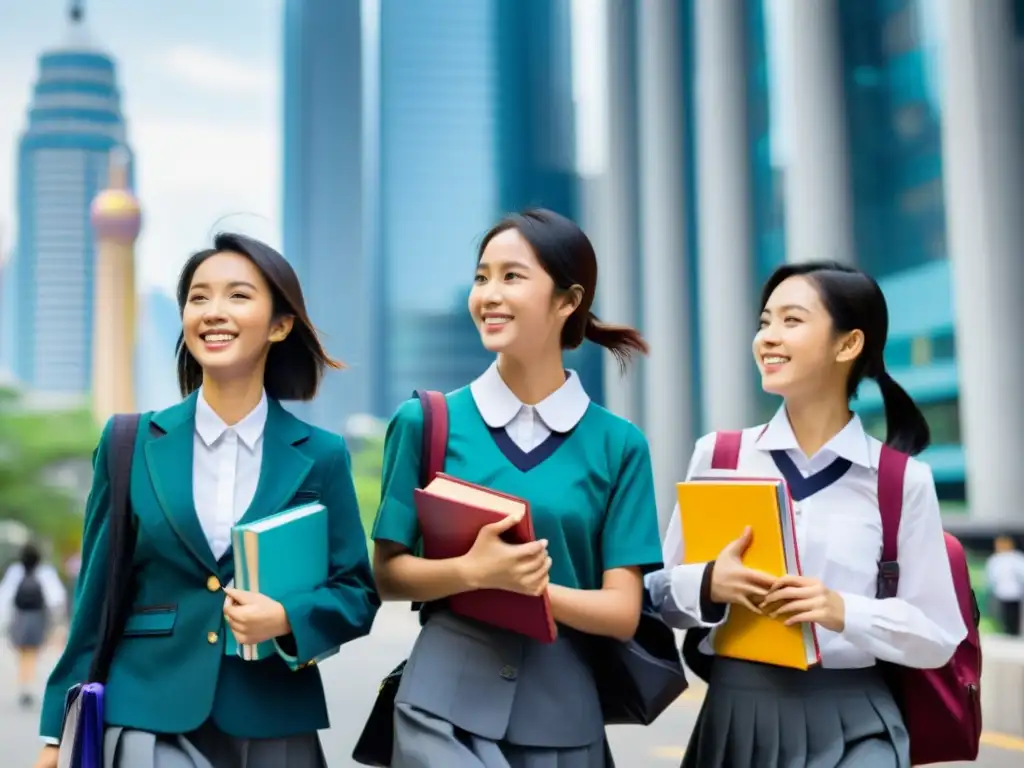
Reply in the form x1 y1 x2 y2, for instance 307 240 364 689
40 392 380 740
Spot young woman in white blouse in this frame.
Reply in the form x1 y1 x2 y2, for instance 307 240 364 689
35 233 379 768
646 261 968 767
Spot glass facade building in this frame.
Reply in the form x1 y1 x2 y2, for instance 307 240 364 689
591 0 1024 528
374 0 600 416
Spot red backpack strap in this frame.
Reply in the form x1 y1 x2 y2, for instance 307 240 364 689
711 431 743 470
414 390 449 487
877 443 909 598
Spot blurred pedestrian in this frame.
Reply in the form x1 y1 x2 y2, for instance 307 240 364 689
985 535 1024 635
0 541 66 708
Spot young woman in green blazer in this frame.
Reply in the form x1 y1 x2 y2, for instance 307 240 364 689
34 233 380 768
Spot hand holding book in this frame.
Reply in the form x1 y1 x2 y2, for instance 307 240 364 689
707 526 777 614
223 587 292 646
414 473 558 643
761 575 846 632
459 514 552 597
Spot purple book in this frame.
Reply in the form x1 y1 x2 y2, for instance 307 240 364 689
58 682 105 768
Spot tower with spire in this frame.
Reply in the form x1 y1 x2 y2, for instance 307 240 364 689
9 0 135 403
90 147 142 424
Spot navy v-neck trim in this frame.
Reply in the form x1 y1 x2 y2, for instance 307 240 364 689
770 450 852 501
488 426 571 472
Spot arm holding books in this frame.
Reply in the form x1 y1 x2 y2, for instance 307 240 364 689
545 424 664 643
645 434 776 629
371 399 550 604
252 438 379 668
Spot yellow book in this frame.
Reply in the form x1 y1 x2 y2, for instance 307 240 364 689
677 478 820 670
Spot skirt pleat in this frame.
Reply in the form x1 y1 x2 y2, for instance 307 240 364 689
681 658 909 768
104 723 325 768
393 702 611 768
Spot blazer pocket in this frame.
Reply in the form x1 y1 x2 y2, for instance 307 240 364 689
290 489 321 505
123 605 178 637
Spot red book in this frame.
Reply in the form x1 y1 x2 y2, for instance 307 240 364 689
413 473 557 644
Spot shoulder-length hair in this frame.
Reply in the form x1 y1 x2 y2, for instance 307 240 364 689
175 232 343 401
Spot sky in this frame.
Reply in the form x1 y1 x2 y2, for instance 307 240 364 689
0 0 283 296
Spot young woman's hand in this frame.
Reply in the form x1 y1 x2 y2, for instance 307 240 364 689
760 574 845 632
460 515 552 596
33 746 58 768
223 587 292 644
709 526 777 612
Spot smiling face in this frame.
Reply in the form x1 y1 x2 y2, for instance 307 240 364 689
753 275 863 400
468 227 579 358
181 251 293 384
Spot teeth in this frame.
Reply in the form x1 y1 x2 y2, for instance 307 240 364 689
204 334 235 343
763 356 788 365
484 317 510 325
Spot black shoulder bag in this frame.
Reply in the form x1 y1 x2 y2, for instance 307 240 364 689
352 391 448 767
59 413 142 741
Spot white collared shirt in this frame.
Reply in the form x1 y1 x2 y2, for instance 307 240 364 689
986 550 1024 601
646 407 968 670
193 389 268 560
469 361 590 452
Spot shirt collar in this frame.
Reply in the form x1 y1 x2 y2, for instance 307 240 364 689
195 388 268 450
755 405 874 469
470 360 590 433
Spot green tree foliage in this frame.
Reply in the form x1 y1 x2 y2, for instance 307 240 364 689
0 387 99 557
349 435 384 537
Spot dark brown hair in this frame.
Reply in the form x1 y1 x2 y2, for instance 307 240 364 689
760 260 930 455
478 208 648 370
175 232 342 401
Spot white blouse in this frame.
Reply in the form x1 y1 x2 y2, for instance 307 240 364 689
193 388 267 560
645 408 968 670
469 361 590 452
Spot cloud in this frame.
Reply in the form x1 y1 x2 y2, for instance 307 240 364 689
129 115 281 293
157 45 275 95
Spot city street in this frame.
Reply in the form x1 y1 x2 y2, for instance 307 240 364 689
5 604 1022 767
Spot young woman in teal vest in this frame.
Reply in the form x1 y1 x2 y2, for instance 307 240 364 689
647 261 968 767
371 208 665 767
35 233 379 768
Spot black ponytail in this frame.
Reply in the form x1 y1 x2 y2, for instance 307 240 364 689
582 312 649 371
873 369 931 456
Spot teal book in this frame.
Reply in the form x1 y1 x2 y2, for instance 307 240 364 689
226 502 332 664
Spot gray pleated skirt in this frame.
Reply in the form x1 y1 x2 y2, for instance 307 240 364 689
7 608 49 649
103 721 326 768
682 658 910 768
394 703 613 768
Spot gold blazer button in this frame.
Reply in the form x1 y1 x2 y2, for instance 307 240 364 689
207 631 218 644
207 575 221 592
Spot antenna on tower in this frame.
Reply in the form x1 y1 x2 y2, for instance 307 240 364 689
70 0 84 23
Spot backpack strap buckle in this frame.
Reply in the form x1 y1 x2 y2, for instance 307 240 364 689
877 560 900 599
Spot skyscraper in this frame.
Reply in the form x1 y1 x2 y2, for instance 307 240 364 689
12 2 133 398
281 0 370 432
375 0 596 415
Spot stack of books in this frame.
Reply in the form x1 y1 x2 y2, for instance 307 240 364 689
415 473 557 644
228 502 337 664
677 477 820 670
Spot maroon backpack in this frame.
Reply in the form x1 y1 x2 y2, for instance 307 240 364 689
711 431 983 765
